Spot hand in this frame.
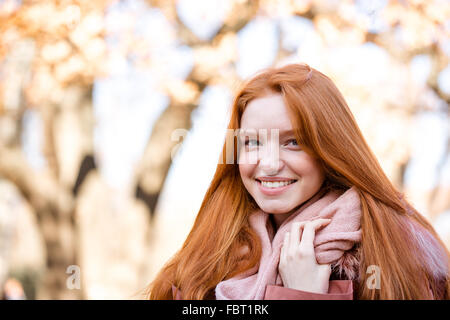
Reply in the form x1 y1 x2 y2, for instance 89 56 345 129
278 219 332 294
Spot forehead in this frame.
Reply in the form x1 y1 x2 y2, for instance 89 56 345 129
240 94 293 131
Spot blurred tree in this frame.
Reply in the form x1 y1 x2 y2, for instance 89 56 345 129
134 0 259 216
0 0 109 299
0 0 259 298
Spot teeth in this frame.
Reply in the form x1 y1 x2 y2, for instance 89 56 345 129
260 180 295 188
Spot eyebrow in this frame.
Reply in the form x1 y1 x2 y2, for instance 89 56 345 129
239 129 295 135
278 129 295 136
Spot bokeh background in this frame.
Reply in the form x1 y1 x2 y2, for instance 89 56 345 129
0 0 449 300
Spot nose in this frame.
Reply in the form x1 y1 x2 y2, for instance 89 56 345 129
258 144 283 175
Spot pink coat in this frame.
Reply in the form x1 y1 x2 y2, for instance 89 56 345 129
171 244 359 300
172 280 354 300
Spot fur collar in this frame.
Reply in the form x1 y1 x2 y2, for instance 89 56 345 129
330 242 361 281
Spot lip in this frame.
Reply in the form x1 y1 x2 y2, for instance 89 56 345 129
256 179 297 196
256 176 296 182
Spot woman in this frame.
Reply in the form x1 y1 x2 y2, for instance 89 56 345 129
147 63 450 300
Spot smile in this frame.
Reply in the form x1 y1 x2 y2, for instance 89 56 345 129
255 178 297 195
257 179 296 188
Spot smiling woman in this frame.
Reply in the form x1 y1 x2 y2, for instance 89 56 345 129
238 94 326 227
146 63 450 300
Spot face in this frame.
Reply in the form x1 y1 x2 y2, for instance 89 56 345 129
238 94 325 218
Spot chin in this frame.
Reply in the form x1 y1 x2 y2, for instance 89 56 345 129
258 203 292 214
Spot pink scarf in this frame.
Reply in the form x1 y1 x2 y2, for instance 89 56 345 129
215 186 362 300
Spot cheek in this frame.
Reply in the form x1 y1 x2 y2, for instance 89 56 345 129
307 161 325 182
238 163 255 180
287 154 324 180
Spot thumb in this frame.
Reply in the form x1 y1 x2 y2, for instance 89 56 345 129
312 218 331 229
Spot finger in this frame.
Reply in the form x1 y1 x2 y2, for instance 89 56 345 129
318 263 332 278
289 222 301 247
321 263 332 275
291 220 309 245
299 219 331 252
297 221 308 243
281 231 289 262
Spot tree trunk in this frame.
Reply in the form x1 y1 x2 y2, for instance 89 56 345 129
0 146 82 299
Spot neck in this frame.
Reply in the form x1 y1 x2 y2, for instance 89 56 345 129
269 213 290 232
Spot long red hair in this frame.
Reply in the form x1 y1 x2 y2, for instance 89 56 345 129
147 64 450 299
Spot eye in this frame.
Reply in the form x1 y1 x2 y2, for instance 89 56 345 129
284 138 301 150
245 139 260 147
